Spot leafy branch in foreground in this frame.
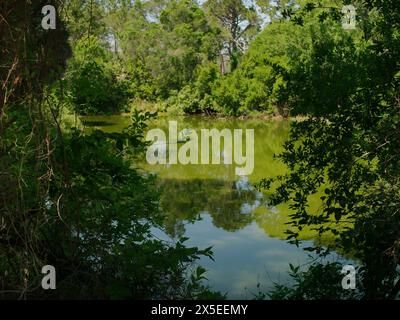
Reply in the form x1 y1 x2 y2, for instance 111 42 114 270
260 0 400 299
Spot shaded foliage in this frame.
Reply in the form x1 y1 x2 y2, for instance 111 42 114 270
1 0 223 300
260 0 400 299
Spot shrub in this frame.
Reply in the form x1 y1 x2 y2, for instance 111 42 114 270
165 62 220 114
70 61 129 115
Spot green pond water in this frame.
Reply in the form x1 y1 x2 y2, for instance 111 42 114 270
81 115 342 298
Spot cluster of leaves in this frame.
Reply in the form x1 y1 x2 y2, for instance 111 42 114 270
167 0 263 115
1 0 70 298
260 0 400 299
66 37 131 115
102 0 222 102
165 62 220 114
264 262 358 300
210 20 293 116
208 0 367 117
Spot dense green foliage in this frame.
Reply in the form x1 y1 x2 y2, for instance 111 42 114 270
257 262 358 300
67 37 130 114
60 0 389 118
106 0 221 101
258 0 400 299
1 0 222 299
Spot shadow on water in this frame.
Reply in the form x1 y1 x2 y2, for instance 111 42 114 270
151 175 325 298
81 115 132 133
158 177 260 238
81 120 116 127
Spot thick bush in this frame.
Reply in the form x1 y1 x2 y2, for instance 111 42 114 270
70 61 129 115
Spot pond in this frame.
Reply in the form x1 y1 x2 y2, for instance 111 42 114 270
81 115 344 298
